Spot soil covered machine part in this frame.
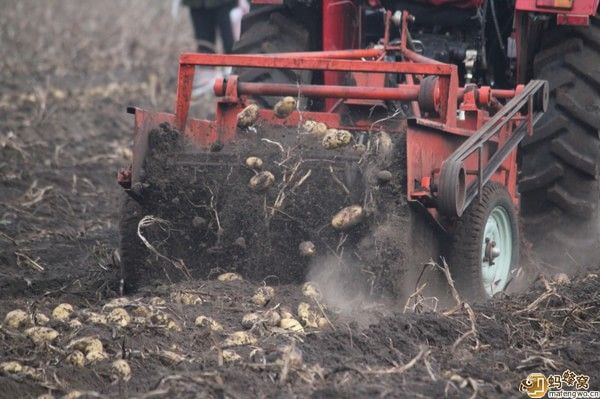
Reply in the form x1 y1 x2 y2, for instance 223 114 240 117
117 11 548 301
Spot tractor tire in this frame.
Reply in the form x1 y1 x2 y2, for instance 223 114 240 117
519 15 600 269
232 5 317 107
447 183 520 301
119 194 151 292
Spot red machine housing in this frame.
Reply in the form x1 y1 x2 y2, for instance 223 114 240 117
119 12 548 228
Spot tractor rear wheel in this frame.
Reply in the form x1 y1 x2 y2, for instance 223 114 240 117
520 16 600 269
448 183 520 301
232 5 318 107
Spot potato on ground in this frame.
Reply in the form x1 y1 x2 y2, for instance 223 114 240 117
112 359 132 382
25 327 59 345
217 272 243 282
4 309 29 329
223 331 257 347
331 205 365 230
252 286 275 306
52 303 74 322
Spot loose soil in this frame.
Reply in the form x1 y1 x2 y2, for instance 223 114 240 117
1 1 599 399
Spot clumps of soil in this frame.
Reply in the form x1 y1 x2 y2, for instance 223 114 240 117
127 121 422 298
1 269 598 398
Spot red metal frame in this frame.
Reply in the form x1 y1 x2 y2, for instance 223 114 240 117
121 11 546 228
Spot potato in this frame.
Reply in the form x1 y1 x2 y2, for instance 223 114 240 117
112 359 132 382
34 312 49 326
84 312 107 325
245 156 263 169
302 120 328 136
61 391 83 399
252 286 275 306
222 350 242 363
237 104 260 128
159 350 186 364
1 361 23 374
68 319 82 329
148 297 166 306
302 282 322 301
241 312 260 329
4 309 29 329
195 316 223 332
86 350 108 363
150 311 169 325
331 205 365 230
249 171 275 192
299 241 316 257
279 318 304 333
67 336 103 354
223 331 257 347
52 303 74 322
297 302 320 329
322 129 353 150
37 394 55 399
66 351 85 368
132 305 151 318
25 327 59 345
103 297 130 309
171 292 202 305
107 307 130 327
318 317 329 329
217 272 243 282
166 320 182 332
273 96 296 118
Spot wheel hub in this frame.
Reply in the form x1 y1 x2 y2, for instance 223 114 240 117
481 206 513 297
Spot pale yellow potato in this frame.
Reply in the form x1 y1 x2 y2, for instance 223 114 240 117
51 303 74 322
166 320 181 331
1 361 23 374
217 272 243 282
249 171 275 192
112 359 132 382
264 309 281 327
279 318 304 333
103 297 131 309
85 350 108 363
298 241 316 257
302 282 322 301
245 156 263 169
132 305 152 318
107 307 130 327
222 350 242 363
34 312 50 326
66 351 85 368
252 286 275 306
241 312 260 329
322 129 353 150
67 336 103 354
61 391 83 399
84 312 107 325
237 104 260 128
68 319 82 329
37 394 55 399
297 302 320 329
223 331 257 347
553 273 570 285
159 350 186 363
303 120 328 136
331 205 365 230
273 96 296 118
195 316 223 332
4 309 29 329
148 297 166 306
25 327 59 345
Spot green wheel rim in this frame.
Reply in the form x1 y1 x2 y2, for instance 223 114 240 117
481 205 513 297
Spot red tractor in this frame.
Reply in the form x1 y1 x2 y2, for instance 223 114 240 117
118 0 599 301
